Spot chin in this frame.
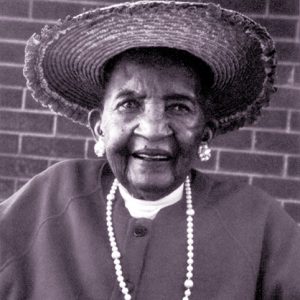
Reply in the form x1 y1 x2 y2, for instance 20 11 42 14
126 169 182 200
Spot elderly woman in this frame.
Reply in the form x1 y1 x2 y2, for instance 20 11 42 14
1 1 300 299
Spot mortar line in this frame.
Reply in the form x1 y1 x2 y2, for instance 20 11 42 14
28 0 33 19
265 0 270 16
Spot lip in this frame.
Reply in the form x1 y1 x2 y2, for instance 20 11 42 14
132 148 173 161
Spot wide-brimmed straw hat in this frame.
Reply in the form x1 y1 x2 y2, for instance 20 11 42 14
23 0 277 135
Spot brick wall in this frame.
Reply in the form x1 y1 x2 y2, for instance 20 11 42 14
0 0 300 221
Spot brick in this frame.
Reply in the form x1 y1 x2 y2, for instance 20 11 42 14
0 0 29 17
16 179 28 190
290 112 300 132
49 160 62 167
212 130 252 149
255 132 300 154
253 177 300 199
276 42 300 63
0 42 25 64
0 111 54 133
22 136 85 158
254 18 297 39
249 109 287 130
0 178 14 199
0 88 22 108
295 67 300 86
284 202 300 223
56 116 91 137
0 156 47 177
87 139 98 159
203 0 266 13
270 88 300 110
276 65 294 85
220 152 284 175
288 157 300 177
32 1 97 20
207 172 250 185
0 134 18 154
0 66 25 86
0 20 45 40
25 90 48 110
269 0 299 15
194 150 217 171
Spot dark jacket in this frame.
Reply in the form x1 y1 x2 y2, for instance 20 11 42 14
1 159 300 299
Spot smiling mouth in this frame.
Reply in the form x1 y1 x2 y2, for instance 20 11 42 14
132 150 172 161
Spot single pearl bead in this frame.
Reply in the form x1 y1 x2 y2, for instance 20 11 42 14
184 279 194 289
112 245 118 252
187 265 193 272
107 194 114 200
187 227 193 234
187 222 193 228
187 245 193 252
116 269 123 276
185 289 191 296
124 294 131 300
187 216 193 222
187 239 194 245
112 250 121 259
187 258 194 265
186 208 195 216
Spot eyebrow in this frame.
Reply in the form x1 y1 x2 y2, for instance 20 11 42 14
115 89 145 100
115 89 197 103
163 93 197 104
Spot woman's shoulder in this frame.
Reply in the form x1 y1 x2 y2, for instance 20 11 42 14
0 159 107 270
192 169 283 222
0 159 107 220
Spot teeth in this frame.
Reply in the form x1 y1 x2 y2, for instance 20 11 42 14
134 153 170 161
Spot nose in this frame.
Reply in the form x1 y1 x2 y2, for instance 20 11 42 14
134 108 173 140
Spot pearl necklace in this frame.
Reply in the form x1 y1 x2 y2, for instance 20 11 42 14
106 176 195 300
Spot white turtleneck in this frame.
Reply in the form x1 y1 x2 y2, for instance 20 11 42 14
118 183 184 220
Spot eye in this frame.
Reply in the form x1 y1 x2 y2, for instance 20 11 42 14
167 103 191 114
117 99 141 112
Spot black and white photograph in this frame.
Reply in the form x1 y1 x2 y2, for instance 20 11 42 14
0 0 300 299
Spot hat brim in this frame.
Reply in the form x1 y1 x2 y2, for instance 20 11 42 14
23 0 277 135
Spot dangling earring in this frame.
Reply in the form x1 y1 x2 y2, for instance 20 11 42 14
94 122 105 157
198 143 211 161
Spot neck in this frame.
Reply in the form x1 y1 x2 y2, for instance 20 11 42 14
123 182 185 201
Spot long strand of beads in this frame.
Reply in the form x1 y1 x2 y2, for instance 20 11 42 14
106 176 194 300
183 176 194 300
106 178 132 300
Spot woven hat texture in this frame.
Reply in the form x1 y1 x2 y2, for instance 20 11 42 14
23 0 277 135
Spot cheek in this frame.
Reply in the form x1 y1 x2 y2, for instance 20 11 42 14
102 119 133 181
173 120 203 153
102 118 129 153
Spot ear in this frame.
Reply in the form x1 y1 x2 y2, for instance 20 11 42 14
202 119 218 143
88 109 102 140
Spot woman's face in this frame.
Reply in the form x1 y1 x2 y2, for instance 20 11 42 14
95 56 208 200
